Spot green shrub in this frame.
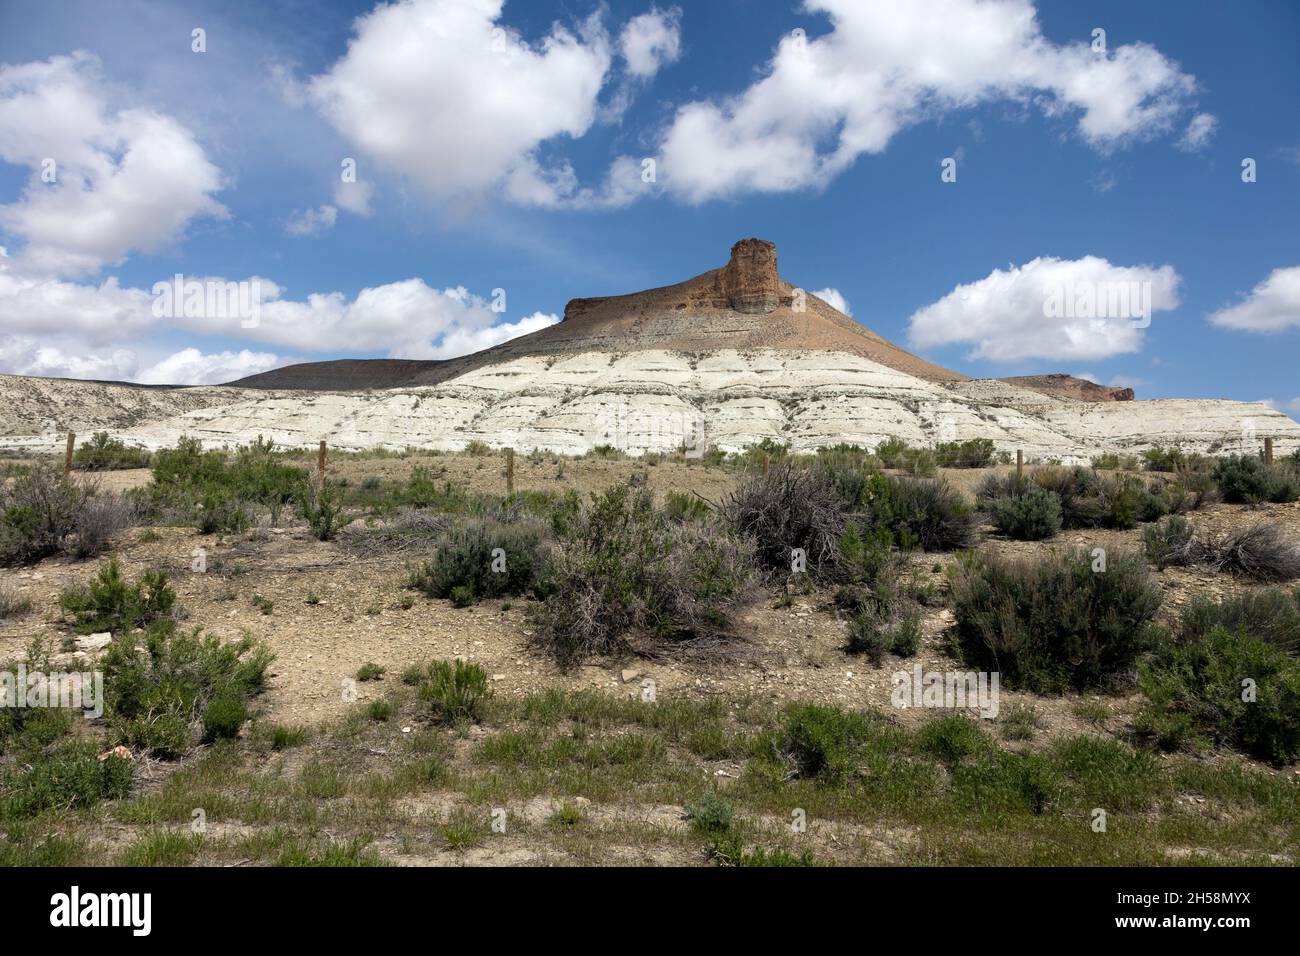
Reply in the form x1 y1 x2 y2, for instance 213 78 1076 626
1137 626 1300 763
101 622 272 758
846 599 920 663
197 488 252 534
812 445 883 500
201 693 248 742
869 475 977 552
1031 467 1104 528
1212 455 1300 504
419 659 491 723
914 714 990 764
403 466 442 509
400 663 424 686
0 656 77 753
974 471 1031 507
934 438 996 468
297 478 353 541
407 518 550 605
1142 447 1189 472
1031 467 1171 530
140 436 306 530
1099 474 1166 529
1181 588 1300 656
59 558 176 634
889 611 923 656
356 662 385 682
73 432 152 471
874 438 936 476
988 486 1063 541
684 789 733 834
663 491 710 522
765 703 896 784
0 741 133 819
1143 515 1194 569
837 523 902 586
536 482 754 665
0 466 80 565
951 548 1162 692
150 436 225 488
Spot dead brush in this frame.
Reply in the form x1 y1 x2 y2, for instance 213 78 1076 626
723 461 846 579
1146 517 1300 581
337 507 450 555
1200 523 1300 581
68 493 135 559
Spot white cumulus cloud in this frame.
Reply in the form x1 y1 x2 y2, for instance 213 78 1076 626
0 333 137 381
0 52 227 275
812 287 851 315
1207 266 1300 333
247 280 559 358
620 7 682 78
653 0 1203 202
309 0 612 208
135 348 284 386
907 256 1181 363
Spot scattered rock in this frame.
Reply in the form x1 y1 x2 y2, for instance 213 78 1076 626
75 632 112 654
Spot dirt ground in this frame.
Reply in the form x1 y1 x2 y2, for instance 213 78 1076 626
5 456 1298 746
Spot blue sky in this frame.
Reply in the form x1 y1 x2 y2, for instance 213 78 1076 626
0 0 1296 416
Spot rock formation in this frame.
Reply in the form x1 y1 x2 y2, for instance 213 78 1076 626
718 237 782 314
2 239 1297 461
1003 374 1136 402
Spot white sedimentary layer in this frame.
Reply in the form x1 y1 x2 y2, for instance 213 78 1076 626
4 350 1297 463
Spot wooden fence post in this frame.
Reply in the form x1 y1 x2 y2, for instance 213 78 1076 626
1264 436 1274 466
762 454 769 477
317 440 327 482
63 432 76 477
1016 449 1024 479
505 447 515 496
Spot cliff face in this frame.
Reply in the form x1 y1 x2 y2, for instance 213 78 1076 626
717 238 782 314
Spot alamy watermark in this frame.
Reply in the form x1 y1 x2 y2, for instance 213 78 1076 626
1043 278 1152 329
891 664 1000 719
0 664 103 719
152 274 262 329
591 404 707 458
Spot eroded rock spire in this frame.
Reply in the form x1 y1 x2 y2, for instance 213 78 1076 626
719 238 781 314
